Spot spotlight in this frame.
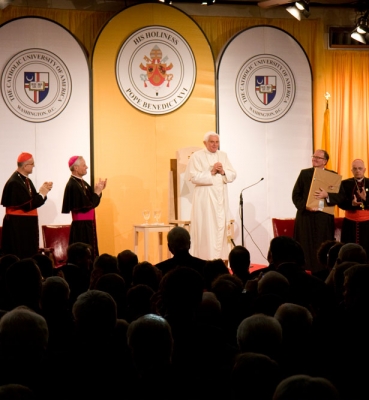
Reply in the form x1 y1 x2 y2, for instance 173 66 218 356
351 11 369 44
0 0 14 10
351 30 366 44
201 0 216 5
357 14 369 34
286 1 310 21
158 0 172 4
286 5 302 21
295 0 309 12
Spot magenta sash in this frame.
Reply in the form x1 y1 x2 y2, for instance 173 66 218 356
72 209 95 221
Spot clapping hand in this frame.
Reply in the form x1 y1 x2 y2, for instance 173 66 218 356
94 178 107 195
39 181 53 197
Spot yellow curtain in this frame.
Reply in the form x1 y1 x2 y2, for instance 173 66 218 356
1 7 369 182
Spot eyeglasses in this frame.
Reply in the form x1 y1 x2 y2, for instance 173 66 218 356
311 156 326 160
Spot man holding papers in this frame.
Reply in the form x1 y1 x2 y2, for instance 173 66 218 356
338 159 369 257
292 149 344 277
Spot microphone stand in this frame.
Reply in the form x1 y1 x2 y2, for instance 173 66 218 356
240 191 244 246
240 178 264 247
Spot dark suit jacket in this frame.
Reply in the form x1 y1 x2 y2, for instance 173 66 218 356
155 252 206 277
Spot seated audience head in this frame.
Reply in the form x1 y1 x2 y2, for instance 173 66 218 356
332 261 358 302
316 240 339 270
93 253 119 273
60 263 90 307
211 273 243 310
89 253 119 289
336 243 367 265
0 306 48 359
268 236 305 269
272 374 340 400
0 384 34 399
195 291 222 327
231 352 282 400
72 290 117 339
95 272 127 319
40 276 70 314
327 242 344 270
203 258 230 291
0 254 20 276
156 266 204 318
258 271 290 299
228 245 251 284
274 302 313 341
5 258 43 311
117 249 138 288
126 284 155 322
32 253 54 280
236 313 282 361
253 271 290 316
66 242 93 271
132 261 161 292
166 226 191 255
127 313 173 374
343 263 369 311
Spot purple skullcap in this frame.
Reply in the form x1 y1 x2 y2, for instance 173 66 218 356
68 156 79 167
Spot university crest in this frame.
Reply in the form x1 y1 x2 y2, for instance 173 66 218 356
255 76 276 105
24 72 49 104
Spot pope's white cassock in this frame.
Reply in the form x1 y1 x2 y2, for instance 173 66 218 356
185 148 237 260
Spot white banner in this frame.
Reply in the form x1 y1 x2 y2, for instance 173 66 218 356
218 26 313 265
0 17 91 245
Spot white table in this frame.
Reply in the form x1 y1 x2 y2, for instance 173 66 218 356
133 224 173 262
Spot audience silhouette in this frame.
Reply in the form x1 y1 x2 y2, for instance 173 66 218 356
1 232 367 399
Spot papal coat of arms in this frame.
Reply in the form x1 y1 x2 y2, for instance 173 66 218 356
139 45 173 93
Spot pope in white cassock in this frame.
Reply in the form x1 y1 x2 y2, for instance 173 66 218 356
185 131 237 260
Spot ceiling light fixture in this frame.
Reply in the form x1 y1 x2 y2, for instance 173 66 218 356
201 0 216 5
286 0 310 21
351 11 369 44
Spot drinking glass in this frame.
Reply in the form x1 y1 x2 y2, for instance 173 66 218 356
142 209 150 225
153 209 161 224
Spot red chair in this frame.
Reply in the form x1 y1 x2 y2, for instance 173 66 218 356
41 225 70 268
272 217 344 241
271 218 295 238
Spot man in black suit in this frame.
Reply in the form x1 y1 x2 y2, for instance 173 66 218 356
338 159 369 256
292 149 343 276
155 226 206 278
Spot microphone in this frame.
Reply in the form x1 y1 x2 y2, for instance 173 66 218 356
241 177 264 194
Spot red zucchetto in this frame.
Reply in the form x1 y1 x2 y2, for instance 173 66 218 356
17 152 33 163
68 156 79 167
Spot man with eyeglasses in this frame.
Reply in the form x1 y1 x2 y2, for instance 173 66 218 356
338 159 369 257
292 149 343 276
1 152 53 259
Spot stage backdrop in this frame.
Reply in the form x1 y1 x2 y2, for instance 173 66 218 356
218 26 313 265
92 3 216 262
0 17 91 247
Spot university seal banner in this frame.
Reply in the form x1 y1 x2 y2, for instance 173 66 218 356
235 54 295 122
2 48 72 122
116 25 196 115
217 25 312 266
0 17 91 239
